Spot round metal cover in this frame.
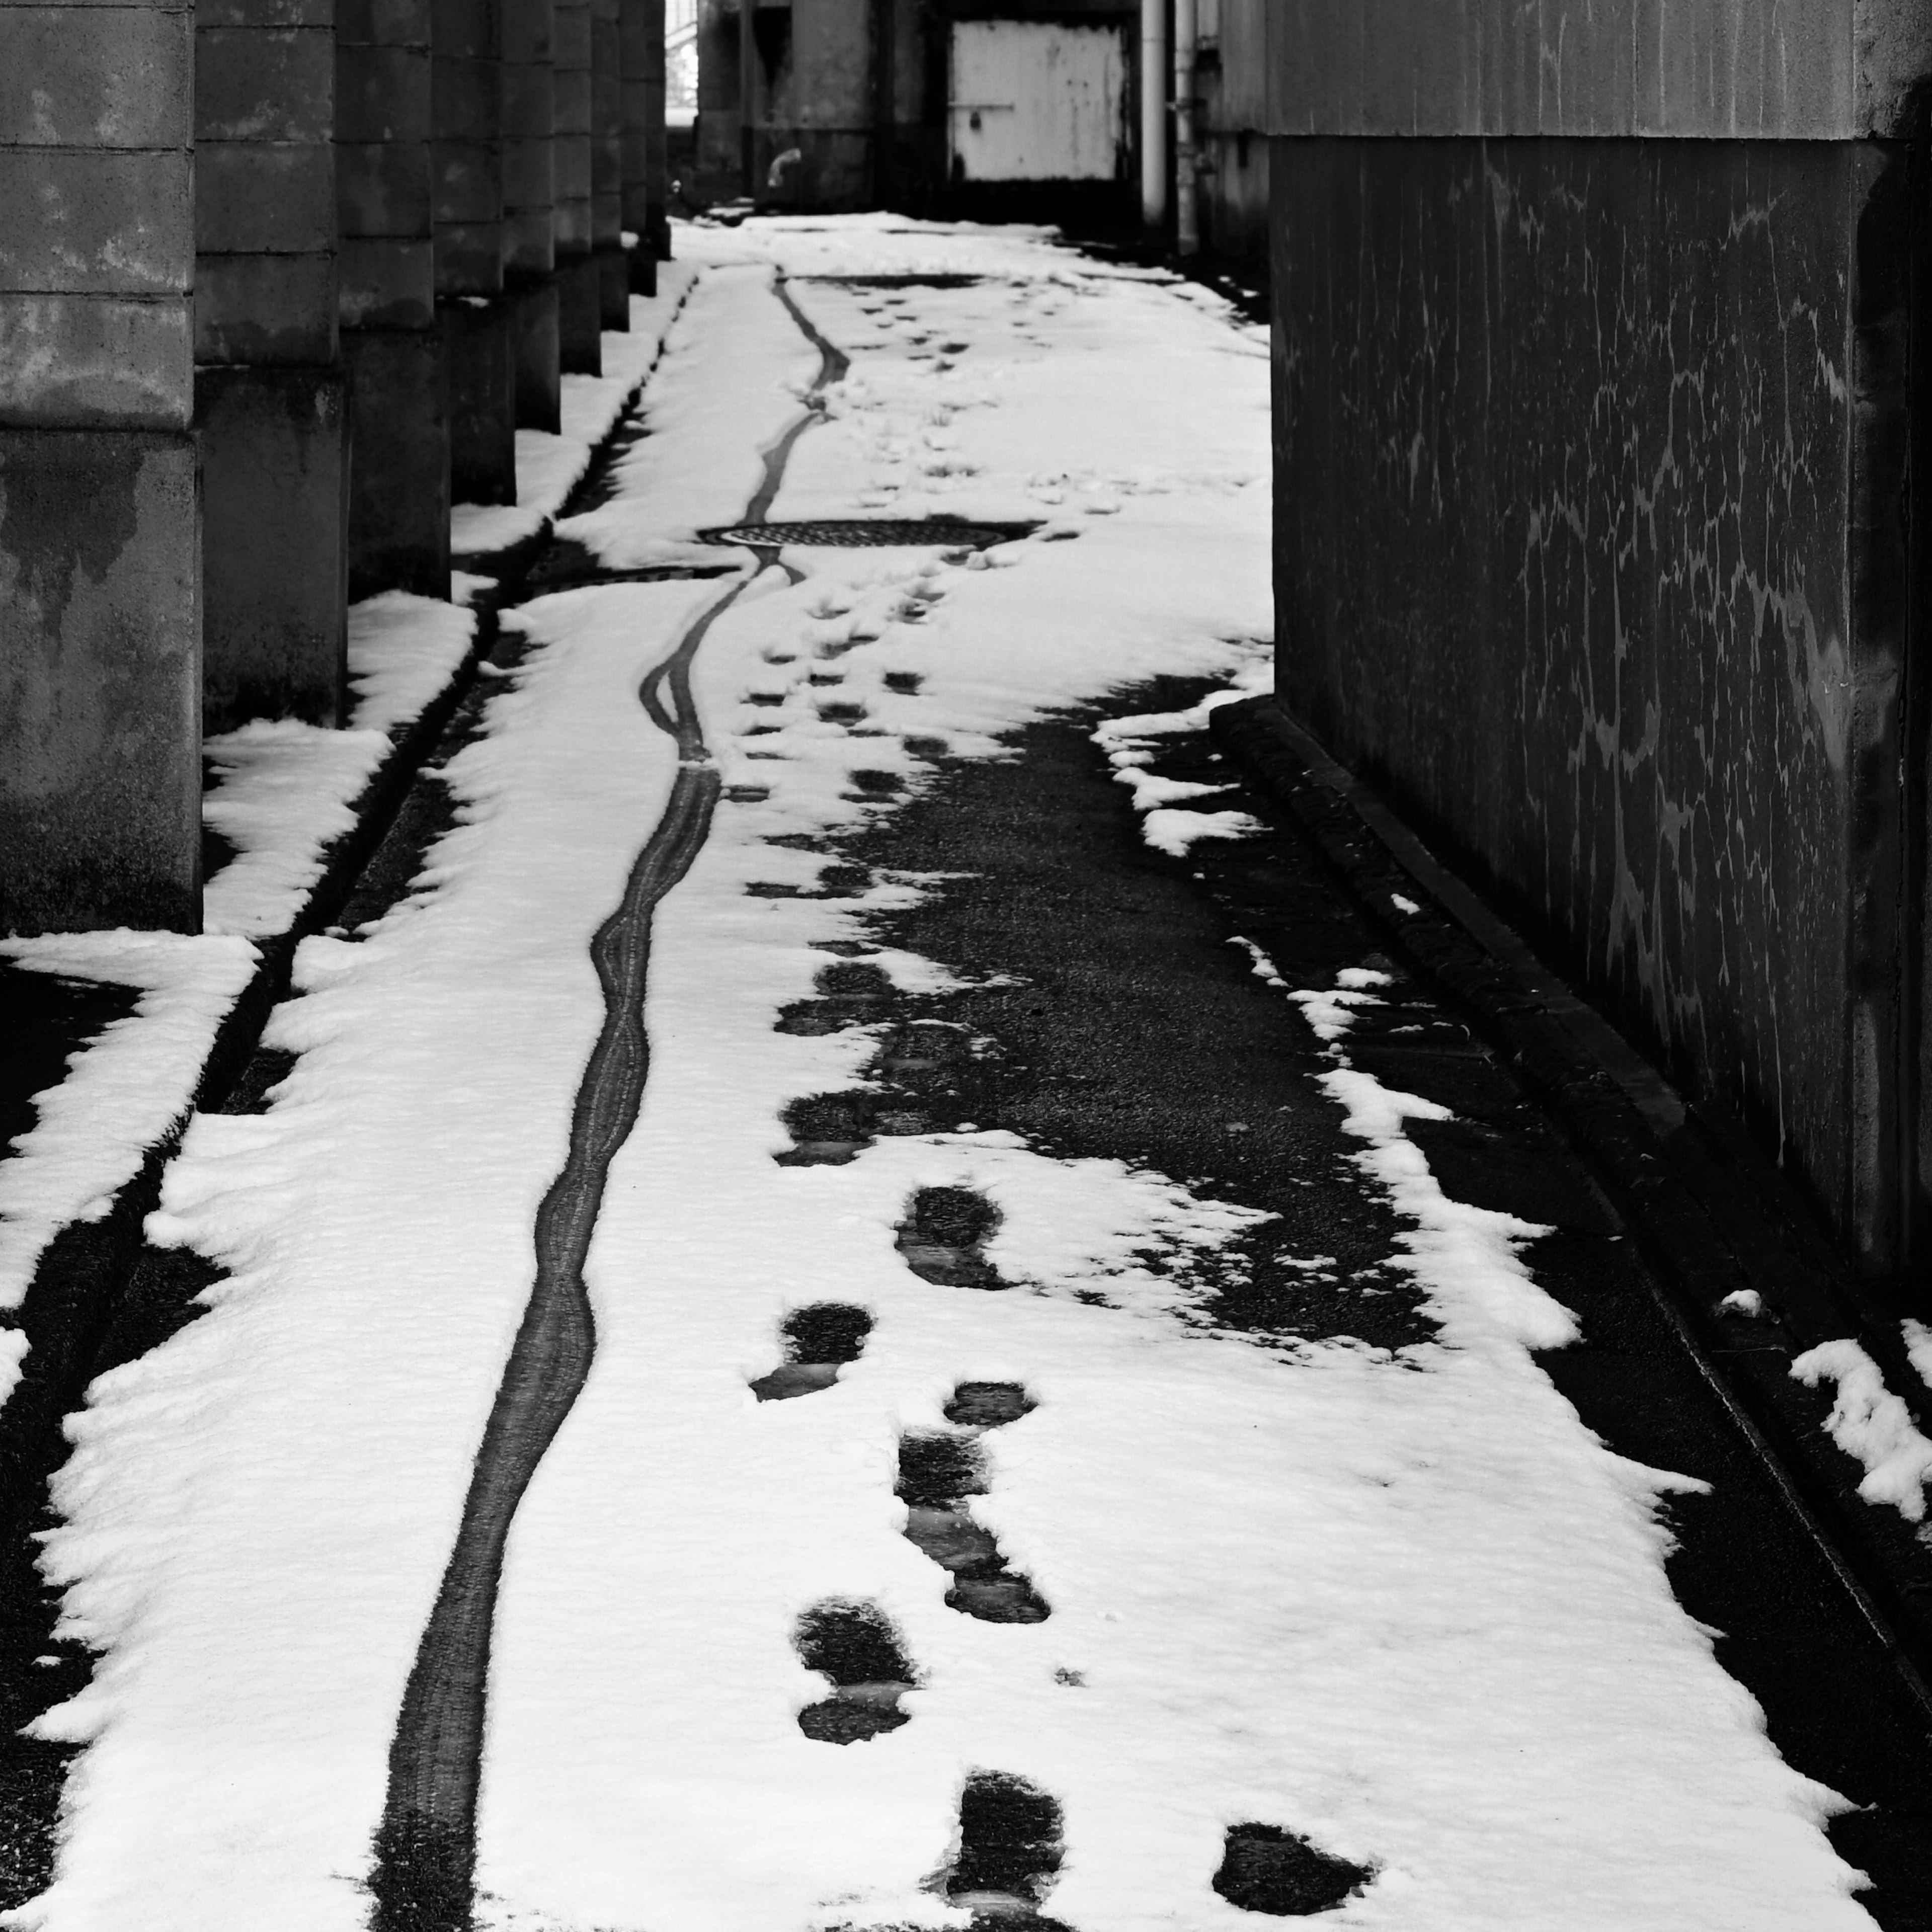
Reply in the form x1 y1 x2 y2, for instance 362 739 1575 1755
699 518 1036 550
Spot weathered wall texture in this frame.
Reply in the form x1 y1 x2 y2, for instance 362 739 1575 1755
1271 134 1913 1258
0 0 203 934
1265 0 1932 139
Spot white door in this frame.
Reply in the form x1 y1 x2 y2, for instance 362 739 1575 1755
948 20 1126 182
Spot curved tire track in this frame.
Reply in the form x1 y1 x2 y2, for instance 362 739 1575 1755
369 271 844 1929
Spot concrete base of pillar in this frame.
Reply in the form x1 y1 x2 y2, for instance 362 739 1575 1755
627 238 658 298
597 244 630 329
443 299 517 508
652 209 671 260
344 327 450 602
557 253 603 375
199 364 349 733
0 430 201 935
510 279 562 433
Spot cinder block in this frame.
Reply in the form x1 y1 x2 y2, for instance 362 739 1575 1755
434 221 506 294
552 12 589 70
553 66 592 132
627 234 656 296
343 325 448 598
335 0 429 45
337 236 436 326
0 293 192 428
504 63 553 140
554 130 593 199
337 138 435 237
434 141 505 224
0 152 191 295
199 0 334 30
195 251 337 363
199 363 348 729
596 242 628 327
556 249 600 373
334 42 431 139
504 129 553 211
196 25 334 141
430 0 497 61
0 7 192 147
196 142 336 254
0 428 201 935
442 297 515 505
509 275 559 430
503 0 552 66
504 202 554 276
432 53 501 139
593 189 622 246
553 195 592 251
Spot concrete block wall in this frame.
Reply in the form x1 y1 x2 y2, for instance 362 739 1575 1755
197 0 348 731
1268 0 1932 1272
0 0 203 935
0 0 662 935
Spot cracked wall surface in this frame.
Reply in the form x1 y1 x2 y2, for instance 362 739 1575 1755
1271 134 1910 1255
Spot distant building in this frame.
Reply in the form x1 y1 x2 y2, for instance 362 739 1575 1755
690 0 1140 218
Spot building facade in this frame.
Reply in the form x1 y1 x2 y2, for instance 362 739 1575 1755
1265 1 1932 1274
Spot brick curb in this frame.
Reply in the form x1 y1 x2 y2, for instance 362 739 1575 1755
1212 692 1932 1717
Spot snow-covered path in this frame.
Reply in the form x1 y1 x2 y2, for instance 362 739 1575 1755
8 220 1874 1931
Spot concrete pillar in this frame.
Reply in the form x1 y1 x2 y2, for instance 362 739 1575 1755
591 0 628 326
197 0 349 732
620 0 665 291
553 0 600 371
503 0 561 430
435 0 516 504
337 0 449 598
0 0 202 934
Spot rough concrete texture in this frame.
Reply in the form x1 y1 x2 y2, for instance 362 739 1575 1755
195 253 337 364
503 0 556 279
553 0 595 257
337 10 436 328
197 142 337 254
443 298 516 504
620 0 661 292
343 325 448 598
0 6 193 149
0 430 200 935
432 0 504 297
555 250 601 373
198 364 347 730
196 23 334 140
0 152 192 294
509 277 561 430
1271 134 1913 1267
0 295 193 429
1264 0 1932 139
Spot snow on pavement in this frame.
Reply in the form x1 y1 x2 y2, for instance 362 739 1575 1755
10 220 1873 1932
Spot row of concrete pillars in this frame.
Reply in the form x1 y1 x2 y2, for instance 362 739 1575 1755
0 0 669 938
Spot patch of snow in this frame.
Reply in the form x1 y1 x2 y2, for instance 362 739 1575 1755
1792 1337 1932 1521
0 934 258 1342
1721 1289 1765 1319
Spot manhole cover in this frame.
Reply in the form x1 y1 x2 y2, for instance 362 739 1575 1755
699 518 1037 550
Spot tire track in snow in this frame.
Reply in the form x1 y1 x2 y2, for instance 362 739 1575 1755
369 273 845 1929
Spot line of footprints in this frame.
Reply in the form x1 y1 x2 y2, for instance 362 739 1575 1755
748 1278 1372 1920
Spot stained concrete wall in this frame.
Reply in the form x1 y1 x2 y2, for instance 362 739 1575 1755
1265 0 1932 139
197 0 349 731
1269 0 1932 1269
0 0 203 934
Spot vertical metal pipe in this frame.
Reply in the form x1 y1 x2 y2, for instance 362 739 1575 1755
1172 0 1197 255
1140 0 1166 230
739 0 757 197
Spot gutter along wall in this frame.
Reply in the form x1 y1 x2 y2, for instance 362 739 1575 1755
1268 1 1932 1275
